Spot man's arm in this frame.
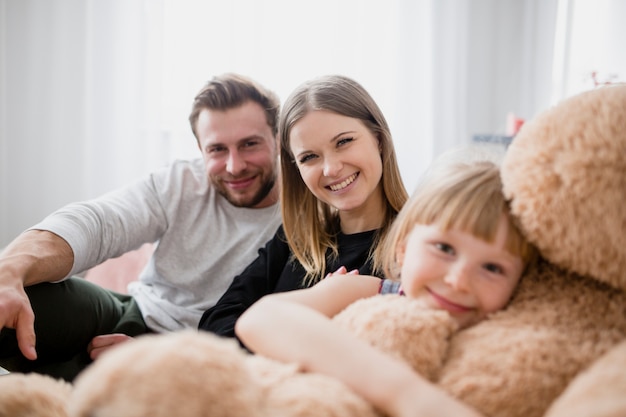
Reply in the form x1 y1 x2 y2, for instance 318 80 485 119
0 230 74 359
0 230 74 285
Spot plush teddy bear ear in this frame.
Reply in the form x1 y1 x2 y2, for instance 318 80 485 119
502 84 626 290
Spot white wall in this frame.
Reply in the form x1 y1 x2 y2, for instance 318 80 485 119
0 0 564 248
0 0 166 247
1 1 90 246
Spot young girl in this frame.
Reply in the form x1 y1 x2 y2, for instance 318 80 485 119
199 75 408 338
236 152 538 417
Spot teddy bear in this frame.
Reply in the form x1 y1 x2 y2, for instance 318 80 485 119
1 83 625 417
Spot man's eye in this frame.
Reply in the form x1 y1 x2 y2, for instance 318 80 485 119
207 147 225 154
243 140 260 148
435 242 455 255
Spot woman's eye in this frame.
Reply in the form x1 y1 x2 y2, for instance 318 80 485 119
435 242 455 255
484 263 504 275
298 154 316 164
337 137 354 147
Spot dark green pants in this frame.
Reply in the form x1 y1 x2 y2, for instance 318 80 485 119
0 277 149 381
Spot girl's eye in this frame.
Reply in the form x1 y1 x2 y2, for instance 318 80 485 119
435 242 455 255
484 263 504 275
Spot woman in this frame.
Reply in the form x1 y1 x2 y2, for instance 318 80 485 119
199 75 408 341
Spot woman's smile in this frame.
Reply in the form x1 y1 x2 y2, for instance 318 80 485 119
327 172 359 192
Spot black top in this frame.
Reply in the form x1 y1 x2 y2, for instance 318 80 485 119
198 225 378 342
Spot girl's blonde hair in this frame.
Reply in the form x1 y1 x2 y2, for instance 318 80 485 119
279 75 408 285
382 148 537 280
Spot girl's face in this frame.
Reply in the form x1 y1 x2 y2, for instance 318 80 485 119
289 110 384 232
396 214 524 329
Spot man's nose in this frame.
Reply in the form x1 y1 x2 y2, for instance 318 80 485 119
226 151 247 175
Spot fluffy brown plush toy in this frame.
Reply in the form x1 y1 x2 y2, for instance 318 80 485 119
6 84 626 417
0 372 72 417
68 302 456 417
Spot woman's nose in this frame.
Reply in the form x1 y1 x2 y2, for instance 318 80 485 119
322 155 342 177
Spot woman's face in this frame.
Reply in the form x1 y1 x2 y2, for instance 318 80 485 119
289 110 384 232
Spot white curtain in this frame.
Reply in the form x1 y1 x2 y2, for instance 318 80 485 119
0 0 621 247
554 0 626 98
1 0 163 247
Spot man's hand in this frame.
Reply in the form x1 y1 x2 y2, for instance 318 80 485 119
0 230 75 361
88 334 134 360
0 278 37 360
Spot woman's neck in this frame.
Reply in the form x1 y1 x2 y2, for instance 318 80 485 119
339 186 386 234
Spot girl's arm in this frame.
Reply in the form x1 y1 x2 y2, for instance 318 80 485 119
236 274 482 417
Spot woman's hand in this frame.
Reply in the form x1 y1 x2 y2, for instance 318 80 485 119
324 265 359 279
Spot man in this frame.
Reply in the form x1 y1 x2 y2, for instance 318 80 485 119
0 73 282 380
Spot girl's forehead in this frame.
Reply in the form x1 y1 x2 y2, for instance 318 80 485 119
421 212 510 242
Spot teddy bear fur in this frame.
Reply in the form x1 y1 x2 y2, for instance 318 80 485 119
545 338 626 417
0 372 72 417
1 84 625 417
67 297 456 417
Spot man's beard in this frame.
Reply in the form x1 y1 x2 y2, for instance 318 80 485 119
212 173 276 208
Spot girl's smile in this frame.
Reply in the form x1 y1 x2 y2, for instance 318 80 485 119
426 288 473 313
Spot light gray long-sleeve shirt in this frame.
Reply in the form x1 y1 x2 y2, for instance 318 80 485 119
31 158 281 332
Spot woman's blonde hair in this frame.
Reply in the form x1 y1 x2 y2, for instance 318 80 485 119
382 149 538 280
279 75 408 285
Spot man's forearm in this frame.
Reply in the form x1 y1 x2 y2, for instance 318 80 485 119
0 229 74 286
